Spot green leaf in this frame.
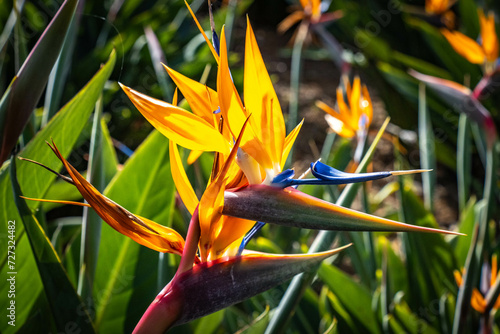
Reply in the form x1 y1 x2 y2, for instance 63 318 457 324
42 3 82 126
453 201 486 333
42 177 84 211
392 51 452 80
77 98 119 306
377 236 409 299
235 306 270 334
405 17 481 83
392 299 440 334
0 0 78 165
10 157 95 333
399 185 457 318
0 0 26 54
318 263 381 334
93 130 177 333
194 310 225 334
451 198 476 266
458 0 479 37
0 50 115 333
457 114 472 212
418 83 436 210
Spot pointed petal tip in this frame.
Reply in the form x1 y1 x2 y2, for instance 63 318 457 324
390 169 432 176
419 227 465 236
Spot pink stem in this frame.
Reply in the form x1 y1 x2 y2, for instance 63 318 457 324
176 205 200 275
133 206 201 333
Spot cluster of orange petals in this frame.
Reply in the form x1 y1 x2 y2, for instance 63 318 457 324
425 0 456 15
121 9 304 261
454 254 500 313
441 9 499 67
316 76 373 139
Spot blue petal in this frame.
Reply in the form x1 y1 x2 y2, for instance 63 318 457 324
238 221 265 255
271 169 295 186
270 162 393 187
311 161 391 183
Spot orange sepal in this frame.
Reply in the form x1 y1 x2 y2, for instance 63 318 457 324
47 141 185 255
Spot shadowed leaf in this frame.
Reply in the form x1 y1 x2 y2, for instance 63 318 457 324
0 0 78 165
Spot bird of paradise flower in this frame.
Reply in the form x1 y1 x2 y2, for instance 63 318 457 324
22 4 463 333
316 75 372 163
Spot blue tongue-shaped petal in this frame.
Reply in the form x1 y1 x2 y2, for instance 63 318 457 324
311 161 391 183
271 169 295 186
271 162 397 187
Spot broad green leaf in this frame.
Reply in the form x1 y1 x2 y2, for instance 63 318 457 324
194 309 225 334
42 177 84 211
0 0 78 164
319 263 381 334
0 50 115 333
93 129 177 333
236 306 270 334
10 157 95 333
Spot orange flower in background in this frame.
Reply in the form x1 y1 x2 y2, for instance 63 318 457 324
441 9 499 72
278 0 321 34
454 254 500 313
316 76 373 139
278 0 342 35
425 0 455 15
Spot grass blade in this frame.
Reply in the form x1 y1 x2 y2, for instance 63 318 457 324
418 83 436 211
42 1 83 127
285 21 308 164
144 26 173 101
457 114 471 212
77 95 119 308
